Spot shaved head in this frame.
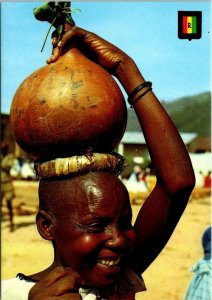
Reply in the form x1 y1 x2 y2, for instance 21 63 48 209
38 171 128 218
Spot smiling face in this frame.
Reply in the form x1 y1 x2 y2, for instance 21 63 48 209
38 172 136 288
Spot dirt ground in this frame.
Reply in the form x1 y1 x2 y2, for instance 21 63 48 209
1 180 211 300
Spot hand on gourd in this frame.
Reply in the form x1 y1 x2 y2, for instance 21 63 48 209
48 26 133 77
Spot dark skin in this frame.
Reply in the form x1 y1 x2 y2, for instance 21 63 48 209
46 35 60 64
29 26 195 299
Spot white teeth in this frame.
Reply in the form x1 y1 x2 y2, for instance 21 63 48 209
98 257 120 266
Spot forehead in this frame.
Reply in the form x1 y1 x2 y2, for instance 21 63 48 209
62 172 130 217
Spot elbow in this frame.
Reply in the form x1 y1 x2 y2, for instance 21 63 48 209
165 171 196 196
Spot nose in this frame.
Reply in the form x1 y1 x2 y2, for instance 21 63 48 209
105 227 128 250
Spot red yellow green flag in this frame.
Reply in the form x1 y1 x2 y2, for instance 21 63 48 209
183 16 197 34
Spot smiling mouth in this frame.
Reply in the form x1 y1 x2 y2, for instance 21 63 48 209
97 257 121 267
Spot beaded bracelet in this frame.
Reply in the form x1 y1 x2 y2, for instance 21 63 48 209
128 81 152 106
130 87 152 108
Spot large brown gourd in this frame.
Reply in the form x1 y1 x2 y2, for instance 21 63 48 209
10 47 127 160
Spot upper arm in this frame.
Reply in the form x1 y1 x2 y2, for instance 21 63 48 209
129 181 192 274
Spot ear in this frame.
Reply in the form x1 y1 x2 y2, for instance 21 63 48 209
36 210 55 241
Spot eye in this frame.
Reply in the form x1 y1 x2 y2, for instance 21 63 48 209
85 223 105 233
76 219 108 234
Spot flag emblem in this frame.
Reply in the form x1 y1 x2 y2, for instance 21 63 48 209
178 11 202 40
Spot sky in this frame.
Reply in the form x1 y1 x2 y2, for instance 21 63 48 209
1 1 211 114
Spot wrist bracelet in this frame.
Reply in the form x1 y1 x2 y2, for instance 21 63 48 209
130 87 152 108
128 81 152 105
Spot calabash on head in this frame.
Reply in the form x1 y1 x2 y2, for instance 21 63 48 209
10 48 127 160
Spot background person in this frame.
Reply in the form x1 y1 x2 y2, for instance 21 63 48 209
204 171 211 188
184 226 211 300
1 142 15 232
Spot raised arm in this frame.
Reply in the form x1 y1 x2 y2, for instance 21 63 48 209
56 26 195 274
118 59 196 274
